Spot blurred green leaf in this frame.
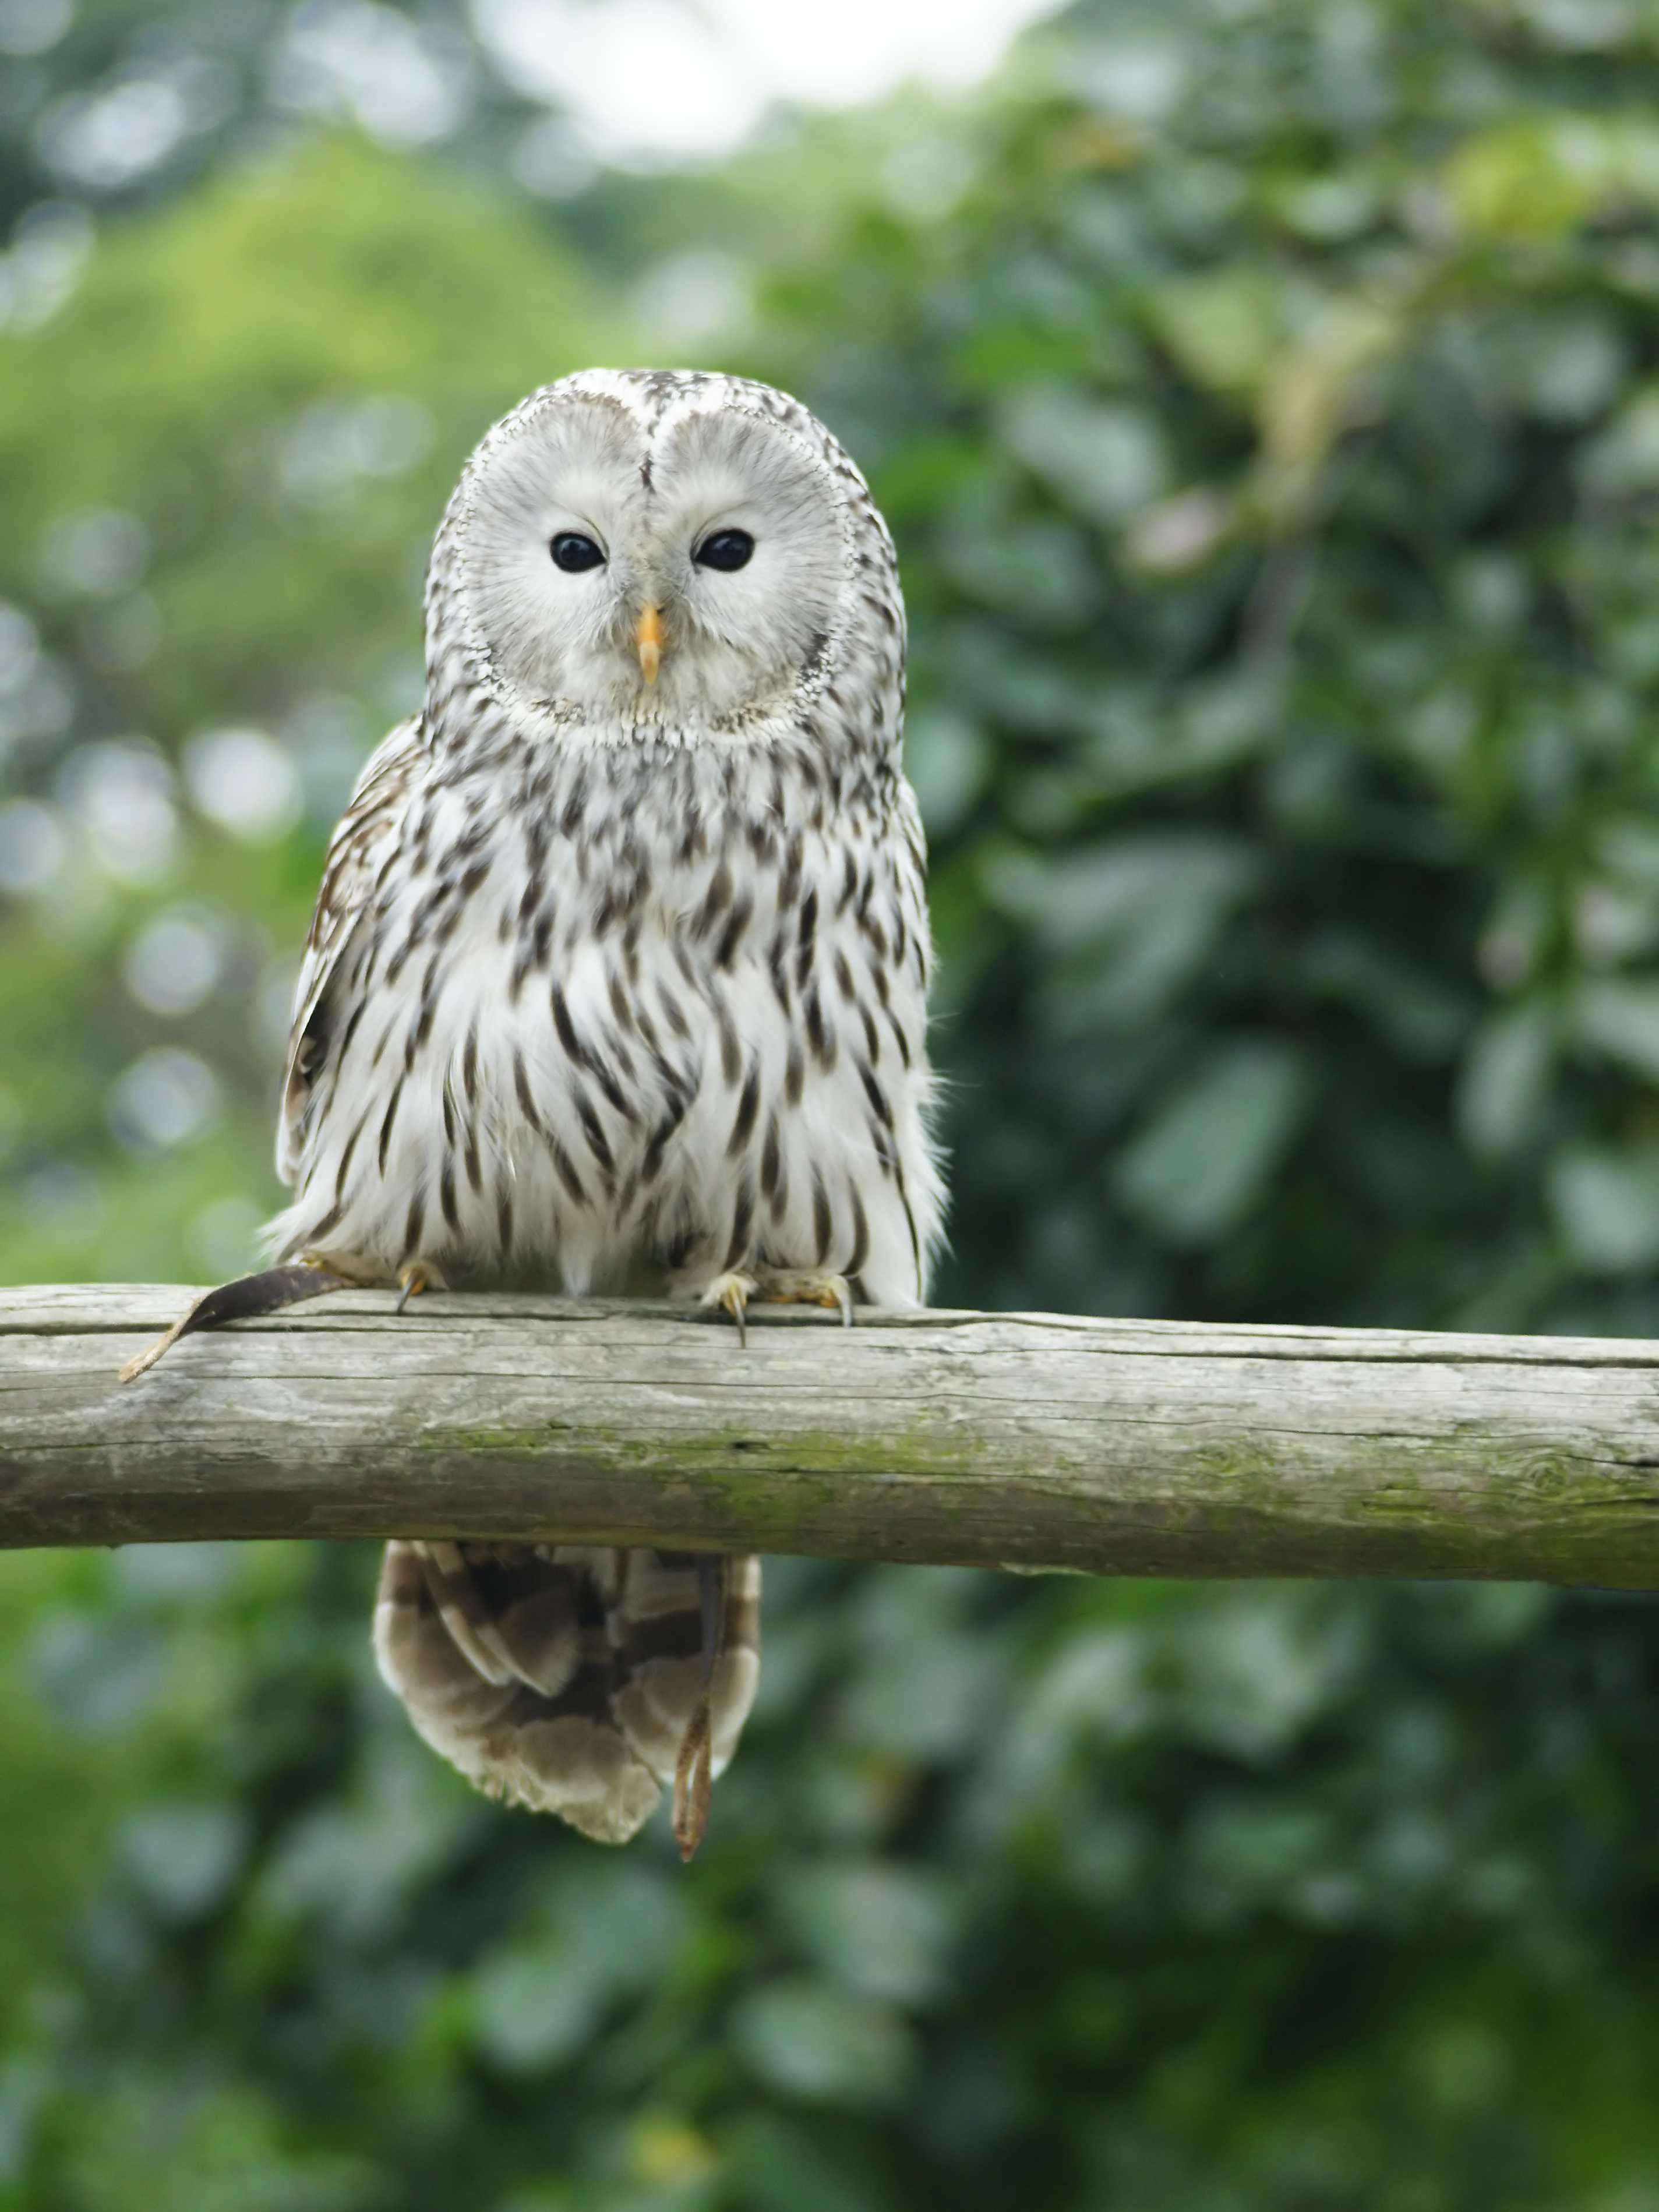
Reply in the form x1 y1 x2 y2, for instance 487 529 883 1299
732 1980 911 2108
1548 1143 1659 1270
471 1868 686 2074
1113 1039 1307 1245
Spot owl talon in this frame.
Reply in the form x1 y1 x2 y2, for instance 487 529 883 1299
754 1269 855 1326
700 1270 757 1348
395 1260 447 1315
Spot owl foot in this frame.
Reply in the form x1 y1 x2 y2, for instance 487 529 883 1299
696 1268 853 1347
118 1257 351 1382
699 1270 758 1348
396 1259 448 1314
751 1268 854 1327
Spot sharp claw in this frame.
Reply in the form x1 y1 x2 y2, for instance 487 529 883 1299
782 1271 853 1324
396 1261 437 1315
700 1271 755 1347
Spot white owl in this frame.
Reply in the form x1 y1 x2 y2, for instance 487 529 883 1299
125 370 945 1856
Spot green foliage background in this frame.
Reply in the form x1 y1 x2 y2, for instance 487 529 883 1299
6 1 1659 2204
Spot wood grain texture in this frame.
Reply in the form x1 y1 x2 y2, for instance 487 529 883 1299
5 1284 1659 1584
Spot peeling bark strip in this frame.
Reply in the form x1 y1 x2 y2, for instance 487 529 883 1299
5 1285 1659 1585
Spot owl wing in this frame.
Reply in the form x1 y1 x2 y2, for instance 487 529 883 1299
276 713 427 1188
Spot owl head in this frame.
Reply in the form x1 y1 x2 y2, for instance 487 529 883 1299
427 369 905 755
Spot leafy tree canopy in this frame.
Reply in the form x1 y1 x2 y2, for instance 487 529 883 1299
3 2 1659 2207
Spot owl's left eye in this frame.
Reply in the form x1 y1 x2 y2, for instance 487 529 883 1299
694 529 754 573
550 532 606 573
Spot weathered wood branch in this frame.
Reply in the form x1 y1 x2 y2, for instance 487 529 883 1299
4 1284 1659 1584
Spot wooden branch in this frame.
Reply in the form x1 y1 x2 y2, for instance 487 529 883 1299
4 1284 1659 1585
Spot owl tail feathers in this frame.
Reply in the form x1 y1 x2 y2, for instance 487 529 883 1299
373 1540 760 1854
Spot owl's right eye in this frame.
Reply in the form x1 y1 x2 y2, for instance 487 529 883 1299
550 532 606 573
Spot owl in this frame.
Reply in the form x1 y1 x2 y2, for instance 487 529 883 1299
123 370 944 1856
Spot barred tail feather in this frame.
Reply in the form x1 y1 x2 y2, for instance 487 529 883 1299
373 1540 760 1847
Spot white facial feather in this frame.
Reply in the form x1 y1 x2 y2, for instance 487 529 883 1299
456 387 849 734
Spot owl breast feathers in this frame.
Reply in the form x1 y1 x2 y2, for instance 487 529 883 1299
267 369 944 1851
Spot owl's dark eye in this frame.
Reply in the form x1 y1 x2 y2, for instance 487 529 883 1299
550 532 606 573
694 528 754 573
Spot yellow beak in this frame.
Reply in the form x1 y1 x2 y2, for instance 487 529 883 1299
635 605 662 684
